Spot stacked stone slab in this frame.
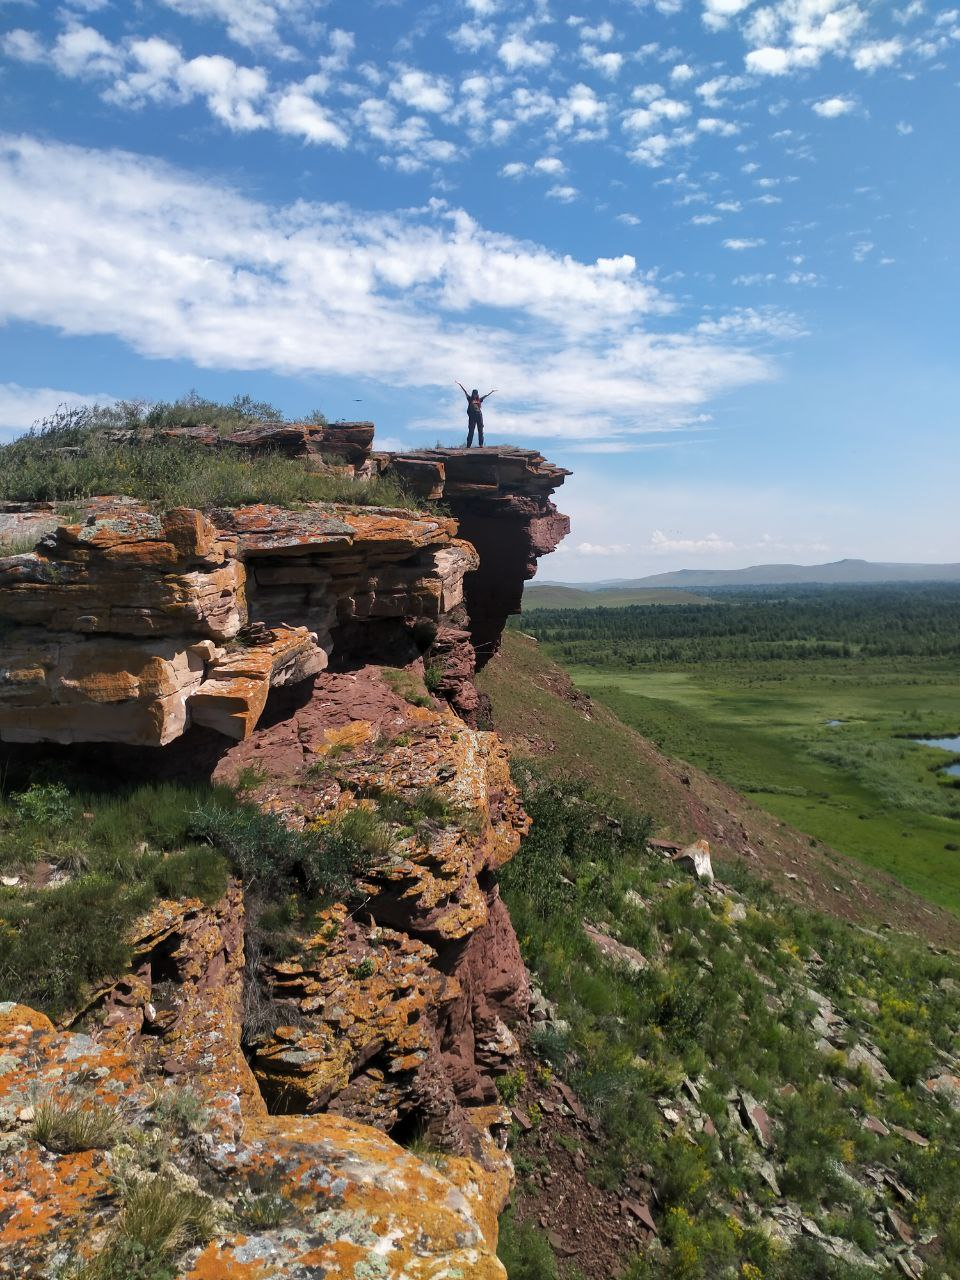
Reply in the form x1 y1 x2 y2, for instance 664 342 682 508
381 447 571 664
0 433 568 747
0 498 475 745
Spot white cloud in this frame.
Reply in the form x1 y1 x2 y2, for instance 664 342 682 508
581 45 624 77
628 129 696 166
0 382 114 442
651 529 736 553
623 96 690 134
500 161 527 177
670 63 695 82
273 85 348 146
449 22 496 51
812 95 855 116
851 37 903 70
555 82 607 133
702 0 755 32
575 541 630 555
696 74 748 107
852 240 874 261
534 155 566 175
691 213 721 224
53 23 123 78
723 237 766 249
156 0 310 59
578 21 616 42
746 46 792 74
698 116 739 135
498 31 555 70
896 120 913 135
390 67 453 115
0 135 778 444
1 29 46 62
696 305 806 338
715 200 743 211
616 212 642 225
546 184 579 201
631 83 666 104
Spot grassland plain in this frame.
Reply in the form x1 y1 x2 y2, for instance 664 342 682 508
512 586 960 918
479 632 960 947
523 586 710 609
565 661 960 916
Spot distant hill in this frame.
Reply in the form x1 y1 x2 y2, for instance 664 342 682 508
535 558 960 592
522 584 709 609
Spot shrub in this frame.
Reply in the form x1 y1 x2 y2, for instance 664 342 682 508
0 780 230 1015
149 1088 209 1137
189 800 390 901
12 782 74 829
233 1188 294 1230
381 667 433 708
71 1175 217 1280
424 662 445 694
497 1211 559 1280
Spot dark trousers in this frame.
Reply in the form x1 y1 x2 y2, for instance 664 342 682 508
467 413 484 447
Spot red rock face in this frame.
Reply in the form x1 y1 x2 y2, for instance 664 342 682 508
381 447 571 667
0 427 569 1190
209 665 531 1153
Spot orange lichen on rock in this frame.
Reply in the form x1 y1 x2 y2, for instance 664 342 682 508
0 1003 507 1279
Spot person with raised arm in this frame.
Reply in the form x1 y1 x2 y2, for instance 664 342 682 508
457 382 496 448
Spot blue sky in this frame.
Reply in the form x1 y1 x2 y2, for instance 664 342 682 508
0 0 957 579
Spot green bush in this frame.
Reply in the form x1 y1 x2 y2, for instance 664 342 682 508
497 1210 559 1280
0 780 229 1015
12 782 74 829
189 800 390 901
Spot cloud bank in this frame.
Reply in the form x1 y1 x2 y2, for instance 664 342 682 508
0 135 780 443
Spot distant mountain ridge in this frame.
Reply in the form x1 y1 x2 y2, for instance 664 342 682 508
536 558 960 590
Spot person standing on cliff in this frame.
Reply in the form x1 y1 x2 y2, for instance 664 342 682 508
457 382 495 448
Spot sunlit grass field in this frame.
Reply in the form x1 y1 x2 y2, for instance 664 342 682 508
568 660 960 914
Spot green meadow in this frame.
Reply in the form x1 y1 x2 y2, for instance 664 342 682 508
568 660 960 914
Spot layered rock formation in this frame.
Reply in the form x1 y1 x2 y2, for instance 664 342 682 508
212 666 530 1150
0 440 567 745
0 499 474 746
0 423 570 1275
382 447 571 664
111 418 377 472
0 999 508 1279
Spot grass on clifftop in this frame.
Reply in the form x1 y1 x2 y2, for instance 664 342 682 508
500 763 960 1280
0 400 415 511
0 770 386 1017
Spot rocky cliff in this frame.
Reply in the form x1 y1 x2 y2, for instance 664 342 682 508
0 438 567 745
0 427 569 1279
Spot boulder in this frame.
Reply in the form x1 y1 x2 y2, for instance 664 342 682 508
0 1002 507 1279
673 839 714 883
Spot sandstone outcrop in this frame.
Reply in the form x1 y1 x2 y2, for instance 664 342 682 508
382 447 571 664
0 498 475 746
0 423 569 1272
214 666 529 1152
0 999 507 1278
0 438 567 745
112 418 377 472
